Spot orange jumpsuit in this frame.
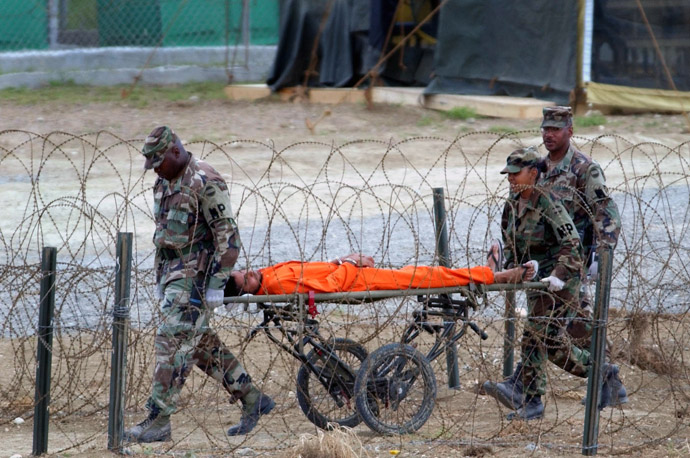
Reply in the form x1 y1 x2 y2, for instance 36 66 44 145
257 261 495 295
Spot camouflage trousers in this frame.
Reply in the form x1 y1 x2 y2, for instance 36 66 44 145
564 283 612 357
146 277 254 417
521 277 592 397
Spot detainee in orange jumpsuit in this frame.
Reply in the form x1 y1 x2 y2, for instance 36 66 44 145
224 251 535 297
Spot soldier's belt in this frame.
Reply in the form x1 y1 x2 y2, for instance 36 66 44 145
158 242 209 260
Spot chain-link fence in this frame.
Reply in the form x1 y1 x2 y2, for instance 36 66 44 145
0 1 280 89
0 0 279 51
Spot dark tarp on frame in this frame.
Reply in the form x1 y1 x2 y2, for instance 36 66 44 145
266 0 371 91
266 0 438 91
591 0 690 92
266 0 690 109
425 0 578 104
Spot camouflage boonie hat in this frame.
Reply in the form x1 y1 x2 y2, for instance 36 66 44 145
500 146 540 174
541 106 573 128
142 126 175 170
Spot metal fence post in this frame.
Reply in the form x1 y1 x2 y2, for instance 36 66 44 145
582 247 613 455
433 187 460 389
108 233 132 452
242 0 251 48
503 291 516 378
48 0 59 48
33 246 57 456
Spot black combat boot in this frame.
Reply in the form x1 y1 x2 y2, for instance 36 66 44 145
227 391 275 436
507 395 544 421
123 410 172 443
581 363 629 409
599 363 628 408
482 362 524 410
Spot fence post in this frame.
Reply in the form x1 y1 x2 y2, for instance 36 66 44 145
502 291 516 377
432 187 460 389
108 232 132 452
582 247 613 455
242 0 251 48
48 0 59 48
33 246 57 456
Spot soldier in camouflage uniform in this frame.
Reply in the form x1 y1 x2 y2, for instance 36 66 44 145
540 106 627 406
124 126 274 443
483 108 628 416
540 106 621 343
483 147 622 420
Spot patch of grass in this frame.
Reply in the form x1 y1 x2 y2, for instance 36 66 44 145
0 81 229 106
443 106 477 120
575 113 607 128
417 115 434 127
488 125 518 134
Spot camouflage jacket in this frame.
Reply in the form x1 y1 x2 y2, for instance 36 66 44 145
539 144 621 251
501 187 583 281
153 154 240 289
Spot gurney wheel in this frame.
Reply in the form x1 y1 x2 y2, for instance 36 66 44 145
296 338 368 429
354 343 436 435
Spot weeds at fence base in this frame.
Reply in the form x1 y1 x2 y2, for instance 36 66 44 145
284 425 365 458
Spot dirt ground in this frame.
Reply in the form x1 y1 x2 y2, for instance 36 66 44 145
1 95 689 149
2 95 690 457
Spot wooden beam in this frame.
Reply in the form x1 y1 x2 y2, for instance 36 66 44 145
370 87 425 107
306 88 367 104
424 93 553 119
224 84 554 119
223 83 270 101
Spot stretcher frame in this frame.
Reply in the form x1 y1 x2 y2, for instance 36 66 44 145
222 281 547 434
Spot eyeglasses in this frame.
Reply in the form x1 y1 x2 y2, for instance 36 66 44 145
540 126 565 133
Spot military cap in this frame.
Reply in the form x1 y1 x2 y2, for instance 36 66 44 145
142 126 176 170
541 106 573 128
500 146 540 174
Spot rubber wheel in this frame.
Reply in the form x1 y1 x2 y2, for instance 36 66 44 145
354 343 436 435
296 338 368 429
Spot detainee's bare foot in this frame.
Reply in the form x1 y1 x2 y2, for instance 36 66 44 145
494 267 523 283
493 261 537 284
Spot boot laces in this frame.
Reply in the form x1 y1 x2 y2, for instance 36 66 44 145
137 410 164 429
136 416 155 429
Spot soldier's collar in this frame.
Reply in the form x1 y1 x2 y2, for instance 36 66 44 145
547 146 575 173
522 188 542 209
158 154 195 196
511 189 540 210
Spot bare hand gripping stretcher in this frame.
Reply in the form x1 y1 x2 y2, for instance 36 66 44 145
223 281 546 434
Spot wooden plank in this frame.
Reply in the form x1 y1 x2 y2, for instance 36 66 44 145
370 87 552 119
370 87 425 107
306 88 367 104
224 84 367 104
277 86 308 102
223 84 271 101
224 84 554 119
424 94 553 119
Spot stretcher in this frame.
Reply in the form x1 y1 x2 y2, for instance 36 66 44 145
224 281 547 434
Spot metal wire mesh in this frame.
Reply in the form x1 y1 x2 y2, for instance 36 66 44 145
1 130 690 455
0 0 279 51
